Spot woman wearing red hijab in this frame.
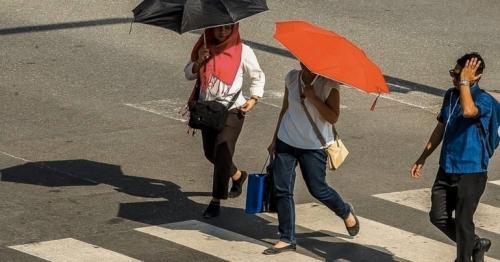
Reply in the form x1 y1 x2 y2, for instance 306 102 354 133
184 24 265 218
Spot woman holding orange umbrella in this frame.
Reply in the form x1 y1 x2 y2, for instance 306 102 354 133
264 20 389 254
265 62 359 254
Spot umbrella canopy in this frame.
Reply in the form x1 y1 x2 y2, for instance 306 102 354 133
133 0 269 34
274 20 389 94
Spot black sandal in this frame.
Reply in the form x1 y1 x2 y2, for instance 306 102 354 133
345 203 360 236
203 201 220 219
228 171 248 198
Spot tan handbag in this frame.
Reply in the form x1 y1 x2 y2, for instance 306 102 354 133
301 100 349 170
324 126 349 170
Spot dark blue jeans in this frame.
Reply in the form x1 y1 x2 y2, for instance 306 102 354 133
272 139 350 244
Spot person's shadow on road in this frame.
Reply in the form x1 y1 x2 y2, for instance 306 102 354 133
0 159 400 261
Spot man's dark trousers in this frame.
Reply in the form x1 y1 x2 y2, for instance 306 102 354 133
429 168 487 262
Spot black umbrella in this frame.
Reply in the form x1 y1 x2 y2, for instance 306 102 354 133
132 0 268 34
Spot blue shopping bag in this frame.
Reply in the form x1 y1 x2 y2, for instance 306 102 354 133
245 173 266 214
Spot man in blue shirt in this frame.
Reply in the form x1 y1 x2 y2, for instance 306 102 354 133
411 53 494 262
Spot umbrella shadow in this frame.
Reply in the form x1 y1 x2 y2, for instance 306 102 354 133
0 158 243 223
0 159 210 198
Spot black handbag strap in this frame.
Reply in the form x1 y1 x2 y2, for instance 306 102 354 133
261 155 271 173
226 89 242 109
194 76 242 109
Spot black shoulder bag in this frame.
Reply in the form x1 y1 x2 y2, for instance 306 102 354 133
188 80 241 131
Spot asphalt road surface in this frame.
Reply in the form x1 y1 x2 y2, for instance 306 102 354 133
1 1 500 261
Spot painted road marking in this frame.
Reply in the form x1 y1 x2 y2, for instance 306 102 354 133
489 180 500 186
261 203 499 262
374 188 500 235
340 83 442 112
125 98 188 122
125 97 346 119
0 151 30 162
9 238 141 262
135 220 319 261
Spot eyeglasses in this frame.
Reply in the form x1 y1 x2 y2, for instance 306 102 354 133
215 25 233 32
449 69 460 78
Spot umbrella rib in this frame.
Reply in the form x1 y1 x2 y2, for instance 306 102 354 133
218 0 238 23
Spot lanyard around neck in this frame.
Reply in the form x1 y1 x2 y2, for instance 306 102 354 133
444 92 460 136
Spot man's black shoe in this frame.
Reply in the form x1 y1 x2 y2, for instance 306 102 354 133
472 237 491 262
228 171 248 198
203 201 220 219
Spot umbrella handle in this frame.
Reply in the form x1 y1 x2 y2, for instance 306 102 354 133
300 74 319 95
370 93 381 111
203 32 207 48
311 75 319 85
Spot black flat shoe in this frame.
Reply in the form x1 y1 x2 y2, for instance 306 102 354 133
473 237 491 262
345 203 360 237
228 171 248 198
263 244 296 255
203 201 220 219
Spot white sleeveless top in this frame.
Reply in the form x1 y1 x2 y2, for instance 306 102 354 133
277 70 339 150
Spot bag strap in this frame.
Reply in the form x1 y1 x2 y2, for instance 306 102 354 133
188 79 201 108
227 89 242 109
192 76 242 109
299 81 340 147
300 99 327 147
261 155 271 173
299 72 326 146
332 124 339 140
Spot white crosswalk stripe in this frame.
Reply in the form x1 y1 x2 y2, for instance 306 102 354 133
373 188 500 235
6 202 500 261
135 220 319 261
261 203 500 262
490 180 500 186
9 238 141 262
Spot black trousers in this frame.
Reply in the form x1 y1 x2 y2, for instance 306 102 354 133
201 109 245 199
429 168 487 262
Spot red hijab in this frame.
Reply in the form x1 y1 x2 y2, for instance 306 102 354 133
190 24 243 91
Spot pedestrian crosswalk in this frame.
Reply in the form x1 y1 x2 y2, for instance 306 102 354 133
262 203 471 262
9 238 141 262
5 185 500 262
374 188 500 235
135 220 318 261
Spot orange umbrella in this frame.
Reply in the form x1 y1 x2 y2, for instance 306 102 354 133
274 20 389 95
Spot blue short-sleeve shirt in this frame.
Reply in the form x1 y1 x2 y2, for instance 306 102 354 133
437 84 493 174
